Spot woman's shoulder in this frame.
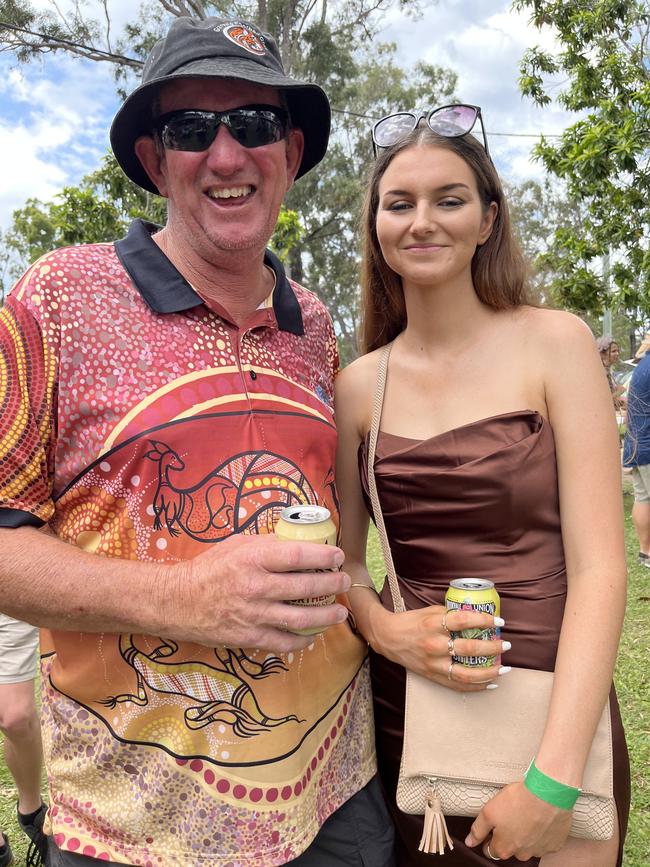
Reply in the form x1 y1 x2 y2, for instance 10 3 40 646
515 306 596 353
336 347 385 390
335 348 386 435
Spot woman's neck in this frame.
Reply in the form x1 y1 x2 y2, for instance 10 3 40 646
399 277 493 356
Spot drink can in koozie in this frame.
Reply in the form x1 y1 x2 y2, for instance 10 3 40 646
274 506 337 635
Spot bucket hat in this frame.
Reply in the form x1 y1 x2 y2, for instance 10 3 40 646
110 17 331 193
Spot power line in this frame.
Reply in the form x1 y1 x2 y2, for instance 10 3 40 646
0 19 564 140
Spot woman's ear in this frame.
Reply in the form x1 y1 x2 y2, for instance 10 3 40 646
478 201 498 245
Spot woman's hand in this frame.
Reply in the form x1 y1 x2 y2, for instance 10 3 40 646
366 602 510 691
465 782 573 861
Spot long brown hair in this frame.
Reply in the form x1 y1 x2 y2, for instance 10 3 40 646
359 127 529 353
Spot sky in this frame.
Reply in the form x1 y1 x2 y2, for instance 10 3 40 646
0 0 571 235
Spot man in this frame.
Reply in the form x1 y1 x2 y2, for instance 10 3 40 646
0 617 46 867
0 17 393 867
623 333 650 565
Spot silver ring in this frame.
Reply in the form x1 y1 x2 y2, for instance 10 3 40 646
441 612 450 634
447 637 455 656
279 620 289 632
486 842 501 861
447 661 454 681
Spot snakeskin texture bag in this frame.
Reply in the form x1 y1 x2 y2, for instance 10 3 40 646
366 343 616 855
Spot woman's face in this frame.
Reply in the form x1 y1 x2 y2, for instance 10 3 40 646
375 144 496 293
609 343 620 364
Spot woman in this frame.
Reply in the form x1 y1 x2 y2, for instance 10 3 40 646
596 336 626 411
335 108 629 866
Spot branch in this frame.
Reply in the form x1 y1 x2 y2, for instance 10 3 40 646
0 23 142 68
102 0 112 53
297 0 320 36
157 0 190 18
185 0 207 18
330 0 390 40
612 21 650 81
257 0 268 30
304 200 358 242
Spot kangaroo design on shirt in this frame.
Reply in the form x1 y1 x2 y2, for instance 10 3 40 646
100 636 302 736
145 441 316 541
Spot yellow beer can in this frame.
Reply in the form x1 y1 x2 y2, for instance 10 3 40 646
445 578 501 667
274 506 337 635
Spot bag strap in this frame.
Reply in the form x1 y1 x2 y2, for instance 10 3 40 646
366 342 406 614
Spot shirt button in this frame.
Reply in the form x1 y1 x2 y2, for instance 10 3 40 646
250 370 257 381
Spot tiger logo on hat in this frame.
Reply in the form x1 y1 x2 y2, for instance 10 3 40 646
222 23 266 56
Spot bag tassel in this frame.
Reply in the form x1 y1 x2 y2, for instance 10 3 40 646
418 786 454 855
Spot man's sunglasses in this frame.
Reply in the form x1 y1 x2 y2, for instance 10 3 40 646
154 105 290 152
371 104 489 157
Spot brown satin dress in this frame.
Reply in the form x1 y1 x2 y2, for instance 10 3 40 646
358 410 629 867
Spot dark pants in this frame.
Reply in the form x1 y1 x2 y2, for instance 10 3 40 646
47 776 395 867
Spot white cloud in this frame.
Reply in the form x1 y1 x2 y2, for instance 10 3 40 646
0 0 577 234
379 0 575 184
0 53 119 230
0 0 154 232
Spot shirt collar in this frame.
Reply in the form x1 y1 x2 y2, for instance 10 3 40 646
114 219 304 335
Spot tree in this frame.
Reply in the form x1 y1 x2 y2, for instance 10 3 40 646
504 177 581 305
513 0 650 318
0 1 457 358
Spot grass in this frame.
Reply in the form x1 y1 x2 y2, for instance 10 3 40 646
1 500 647 866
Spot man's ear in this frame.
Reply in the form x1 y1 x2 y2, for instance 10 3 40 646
134 136 169 198
284 128 305 191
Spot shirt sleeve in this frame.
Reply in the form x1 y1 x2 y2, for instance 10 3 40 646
0 295 57 527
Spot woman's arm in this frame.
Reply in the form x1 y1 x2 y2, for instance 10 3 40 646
536 314 626 783
467 311 627 860
335 360 505 691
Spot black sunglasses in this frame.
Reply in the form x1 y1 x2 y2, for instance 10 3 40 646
372 104 489 157
154 104 290 152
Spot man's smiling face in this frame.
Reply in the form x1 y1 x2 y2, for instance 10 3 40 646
136 77 303 263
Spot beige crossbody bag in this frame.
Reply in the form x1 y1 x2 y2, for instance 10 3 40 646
366 342 616 855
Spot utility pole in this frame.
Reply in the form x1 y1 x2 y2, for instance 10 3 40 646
602 251 612 337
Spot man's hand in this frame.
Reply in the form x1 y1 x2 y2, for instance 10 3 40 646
162 534 351 650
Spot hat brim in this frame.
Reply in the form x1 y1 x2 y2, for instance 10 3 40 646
110 58 331 194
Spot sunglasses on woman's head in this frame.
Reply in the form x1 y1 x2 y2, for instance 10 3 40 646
154 104 290 152
372 104 489 157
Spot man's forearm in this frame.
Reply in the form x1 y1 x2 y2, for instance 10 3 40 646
0 527 172 634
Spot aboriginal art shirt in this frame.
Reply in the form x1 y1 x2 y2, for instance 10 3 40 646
0 220 376 867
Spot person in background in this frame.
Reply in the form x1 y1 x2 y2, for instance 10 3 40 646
622 333 650 566
596 336 626 412
0 16 393 867
0 617 47 867
335 107 629 865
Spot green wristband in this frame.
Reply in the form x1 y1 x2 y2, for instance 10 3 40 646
524 760 581 810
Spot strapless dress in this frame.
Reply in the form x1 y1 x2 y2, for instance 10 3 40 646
358 411 629 867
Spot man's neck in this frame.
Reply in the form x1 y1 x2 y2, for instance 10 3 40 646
153 228 274 325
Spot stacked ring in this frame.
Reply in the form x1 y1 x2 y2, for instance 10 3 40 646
447 661 454 681
441 612 450 634
447 637 455 656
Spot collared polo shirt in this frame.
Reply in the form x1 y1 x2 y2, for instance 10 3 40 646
0 220 375 867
